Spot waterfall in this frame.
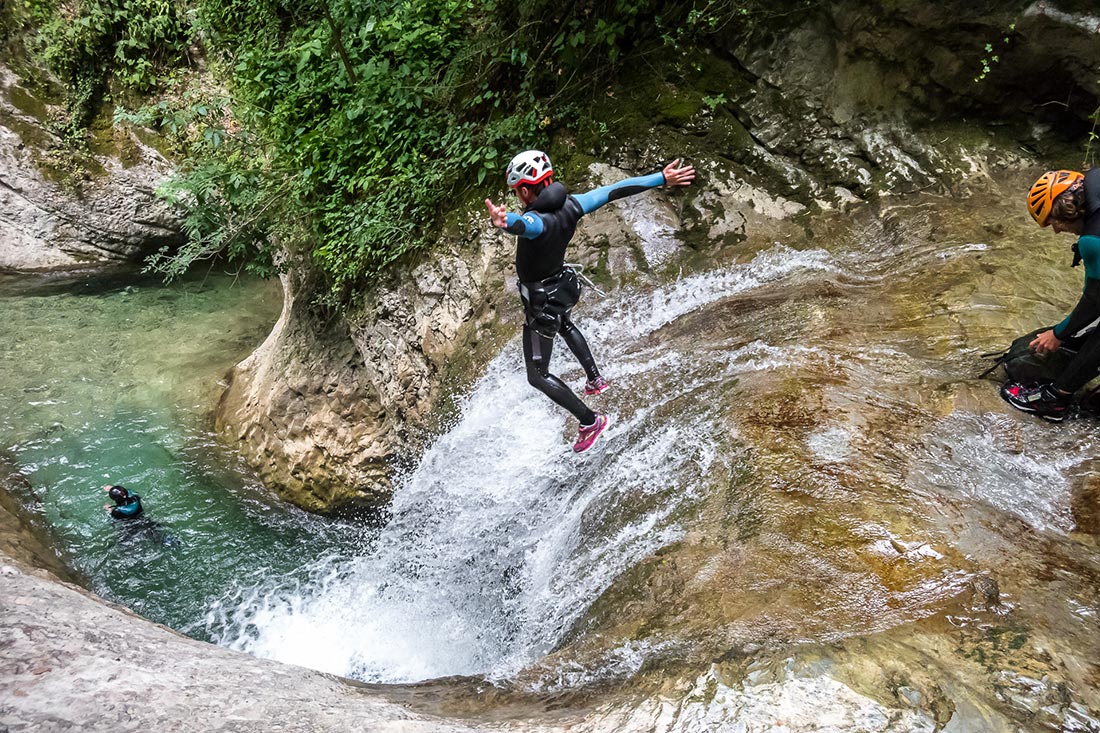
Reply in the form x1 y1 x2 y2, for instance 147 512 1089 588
203 245 844 683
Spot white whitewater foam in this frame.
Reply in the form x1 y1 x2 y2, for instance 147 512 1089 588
807 425 853 463
556 666 936 733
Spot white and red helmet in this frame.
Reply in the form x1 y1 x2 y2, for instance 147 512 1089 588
505 150 553 189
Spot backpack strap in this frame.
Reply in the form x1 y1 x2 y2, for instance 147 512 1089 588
978 352 1009 379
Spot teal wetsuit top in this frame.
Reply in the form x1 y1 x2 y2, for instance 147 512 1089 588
110 494 144 519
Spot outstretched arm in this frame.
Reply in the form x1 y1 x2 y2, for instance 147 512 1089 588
484 198 545 238
573 159 695 215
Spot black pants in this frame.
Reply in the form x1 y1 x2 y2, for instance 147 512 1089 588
1056 328 1100 393
523 315 601 425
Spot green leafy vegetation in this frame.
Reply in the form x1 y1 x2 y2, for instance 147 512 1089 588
974 22 1015 84
17 0 193 138
127 0 755 302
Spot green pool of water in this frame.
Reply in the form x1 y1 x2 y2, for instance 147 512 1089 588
0 269 359 638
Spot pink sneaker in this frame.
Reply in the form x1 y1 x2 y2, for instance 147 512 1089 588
573 414 611 453
584 376 610 396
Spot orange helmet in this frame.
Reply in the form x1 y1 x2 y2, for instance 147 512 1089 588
1027 170 1084 227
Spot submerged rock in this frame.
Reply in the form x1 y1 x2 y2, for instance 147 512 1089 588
0 455 82 585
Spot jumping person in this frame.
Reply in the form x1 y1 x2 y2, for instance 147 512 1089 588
1002 168 1100 421
485 151 695 451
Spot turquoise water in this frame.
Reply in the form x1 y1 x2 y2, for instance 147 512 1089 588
0 270 360 637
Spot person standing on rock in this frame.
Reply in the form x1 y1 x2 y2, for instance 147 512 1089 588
1002 168 1100 421
485 150 695 452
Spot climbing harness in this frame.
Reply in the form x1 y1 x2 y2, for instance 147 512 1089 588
564 262 606 297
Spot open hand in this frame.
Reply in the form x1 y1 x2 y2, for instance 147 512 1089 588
1030 329 1062 355
485 198 508 229
663 159 695 187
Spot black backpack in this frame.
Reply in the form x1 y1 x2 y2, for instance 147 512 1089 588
980 327 1081 384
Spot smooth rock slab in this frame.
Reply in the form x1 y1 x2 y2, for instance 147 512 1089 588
0 551 481 733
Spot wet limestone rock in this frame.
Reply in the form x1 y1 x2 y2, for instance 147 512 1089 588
0 64 183 272
1069 462 1100 535
215 218 511 513
0 549 487 733
0 455 82 585
701 0 1100 206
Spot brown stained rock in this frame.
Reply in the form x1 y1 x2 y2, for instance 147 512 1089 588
1070 470 1100 536
968 575 1001 611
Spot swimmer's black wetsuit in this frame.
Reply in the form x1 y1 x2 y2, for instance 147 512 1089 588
502 172 666 423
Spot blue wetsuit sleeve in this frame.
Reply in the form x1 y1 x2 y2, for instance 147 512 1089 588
572 171 666 215
503 212 545 239
1054 235 1100 338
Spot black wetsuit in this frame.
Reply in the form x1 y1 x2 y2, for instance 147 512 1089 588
1051 169 1100 393
502 172 666 424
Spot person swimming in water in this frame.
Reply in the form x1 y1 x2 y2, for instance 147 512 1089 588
103 483 178 546
485 150 695 452
104 484 143 519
